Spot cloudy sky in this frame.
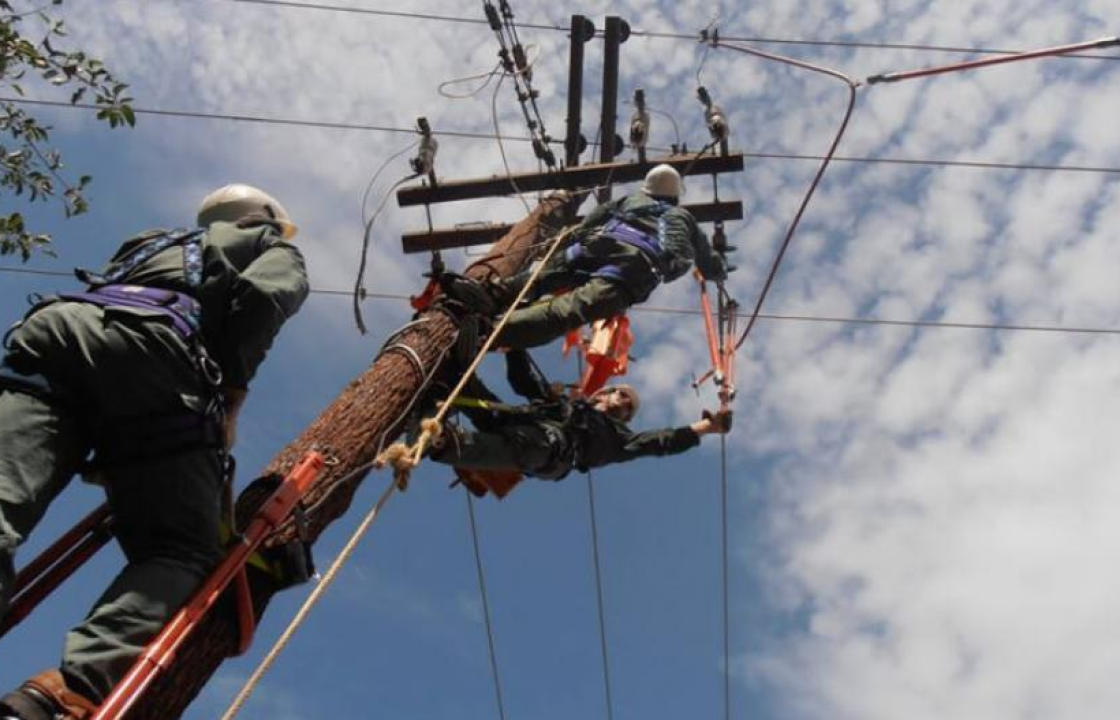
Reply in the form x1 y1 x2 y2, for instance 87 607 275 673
2 1 1119 718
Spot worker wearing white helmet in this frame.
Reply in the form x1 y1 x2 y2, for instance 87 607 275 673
0 183 308 718
444 164 728 349
197 183 299 240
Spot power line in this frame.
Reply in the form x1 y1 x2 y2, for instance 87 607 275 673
0 96 526 142
7 96 1117 177
227 0 1120 61
465 493 507 720
3 266 1119 336
586 473 614 720
719 435 730 720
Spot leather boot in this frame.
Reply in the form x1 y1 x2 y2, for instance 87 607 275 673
438 272 497 315
0 670 97 720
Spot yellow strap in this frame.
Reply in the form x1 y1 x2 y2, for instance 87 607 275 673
450 396 495 410
218 522 282 579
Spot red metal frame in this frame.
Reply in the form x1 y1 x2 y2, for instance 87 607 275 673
0 504 114 641
695 275 736 410
91 451 325 720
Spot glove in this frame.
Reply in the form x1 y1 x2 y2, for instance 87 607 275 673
701 256 729 283
701 408 733 434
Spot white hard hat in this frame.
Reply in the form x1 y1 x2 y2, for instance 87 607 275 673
640 164 683 199
197 183 298 239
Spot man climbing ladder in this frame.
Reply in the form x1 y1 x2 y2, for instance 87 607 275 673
0 184 309 720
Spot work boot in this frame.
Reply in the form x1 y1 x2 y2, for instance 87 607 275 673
0 670 96 720
438 273 498 316
0 687 57 720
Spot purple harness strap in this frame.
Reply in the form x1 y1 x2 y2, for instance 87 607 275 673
61 284 201 339
602 218 663 260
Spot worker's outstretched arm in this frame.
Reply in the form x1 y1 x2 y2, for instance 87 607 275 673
683 217 727 282
618 409 732 462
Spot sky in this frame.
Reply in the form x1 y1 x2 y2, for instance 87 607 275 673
2 1 1120 718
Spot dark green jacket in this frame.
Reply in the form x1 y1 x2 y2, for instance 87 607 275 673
94 220 309 389
566 405 700 473
466 351 700 476
579 192 726 283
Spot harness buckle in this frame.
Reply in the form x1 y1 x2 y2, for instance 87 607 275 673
197 351 224 387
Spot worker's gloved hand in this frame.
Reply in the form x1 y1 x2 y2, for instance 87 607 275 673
714 255 734 281
696 408 733 435
701 256 730 283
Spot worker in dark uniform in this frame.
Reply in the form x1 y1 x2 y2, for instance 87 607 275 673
428 351 731 488
443 164 729 349
0 184 309 720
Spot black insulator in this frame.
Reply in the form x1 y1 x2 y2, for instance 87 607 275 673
484 3 501 30
697 85 712 108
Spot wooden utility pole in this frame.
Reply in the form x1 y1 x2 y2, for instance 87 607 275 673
125 194 580 719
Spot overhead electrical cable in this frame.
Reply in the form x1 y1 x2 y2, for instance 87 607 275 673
354 140 421 334
3 267 1119 336
578 345 615 720
708 40 859 354
466 494 508 720
5 96 1120 176
226 0 1120 60
729 31 1120 351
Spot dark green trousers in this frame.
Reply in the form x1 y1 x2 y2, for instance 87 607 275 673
430 422 569 479
0 302 222 703
494 277 634 349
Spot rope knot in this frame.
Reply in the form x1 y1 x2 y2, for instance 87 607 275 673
375 442 416 490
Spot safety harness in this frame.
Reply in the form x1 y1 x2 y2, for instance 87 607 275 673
567 200 672 296
0 228 226 469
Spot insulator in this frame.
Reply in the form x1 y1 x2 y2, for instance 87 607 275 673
629 108 649 149
712 221 729 253
531 138 556 167
483 3 501 30
512 44 532 82
697 86 729 143
410 127 438 176
706 104 729 142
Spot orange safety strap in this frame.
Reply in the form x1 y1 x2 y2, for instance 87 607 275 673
575 315 633 397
